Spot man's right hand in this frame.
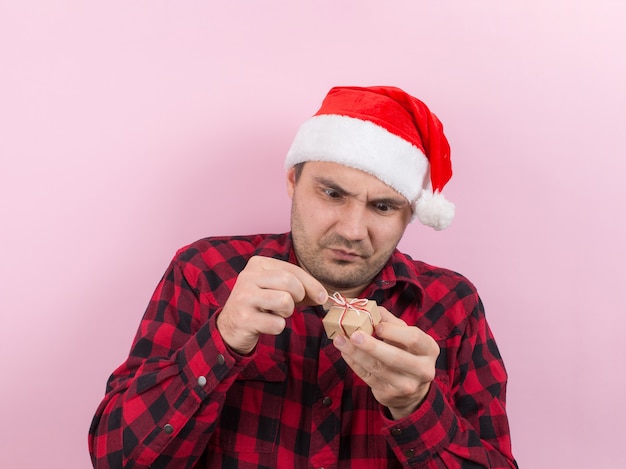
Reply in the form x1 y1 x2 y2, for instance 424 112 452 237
216 256 328 354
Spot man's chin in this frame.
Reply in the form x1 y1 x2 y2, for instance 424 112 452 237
315 267 374 291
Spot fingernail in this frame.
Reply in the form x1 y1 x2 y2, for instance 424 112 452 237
318 291 328 304
334 334 346 348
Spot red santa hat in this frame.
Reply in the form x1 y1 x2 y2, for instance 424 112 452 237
285 86 455 230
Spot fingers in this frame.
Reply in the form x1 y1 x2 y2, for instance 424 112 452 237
217 256 327 354
374 314 439 357
235 256 327 316
251 287 299 318
254 256 327 305
333 323 440 416
335 330 437 380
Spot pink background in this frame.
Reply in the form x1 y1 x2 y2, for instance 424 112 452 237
1 2 625 468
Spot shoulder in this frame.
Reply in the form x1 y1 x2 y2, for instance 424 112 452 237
393 250 478 299
164 233 290 301
394 253 483 336
412 259 478 300
173 233 289 267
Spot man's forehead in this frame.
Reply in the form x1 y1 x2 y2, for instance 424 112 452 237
302 161 410 204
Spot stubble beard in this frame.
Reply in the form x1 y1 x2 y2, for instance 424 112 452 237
290 202 392 292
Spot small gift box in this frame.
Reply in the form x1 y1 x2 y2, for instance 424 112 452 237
322 292 381 339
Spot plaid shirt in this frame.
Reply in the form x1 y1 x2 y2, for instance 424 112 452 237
89 233 517 468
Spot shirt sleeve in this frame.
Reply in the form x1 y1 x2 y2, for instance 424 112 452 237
88 258 251 469
382 294 518 468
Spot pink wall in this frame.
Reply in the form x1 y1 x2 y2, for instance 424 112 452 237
1 2 625 468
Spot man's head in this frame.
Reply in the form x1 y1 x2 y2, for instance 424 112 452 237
287 161 412 297
285 86 455 231
285 86 455 295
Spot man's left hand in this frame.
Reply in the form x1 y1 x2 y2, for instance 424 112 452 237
332 306 440 420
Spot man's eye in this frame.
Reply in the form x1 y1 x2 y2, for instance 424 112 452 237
374 203 393 213
324 188 341 198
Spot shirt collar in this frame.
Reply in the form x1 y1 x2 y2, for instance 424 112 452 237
364 249 425 303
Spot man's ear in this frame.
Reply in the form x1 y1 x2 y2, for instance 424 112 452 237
286 167 296 199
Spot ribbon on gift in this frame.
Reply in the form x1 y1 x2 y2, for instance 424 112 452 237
328 292 375 337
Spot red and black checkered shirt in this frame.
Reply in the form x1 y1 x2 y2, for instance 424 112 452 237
89 233 517 468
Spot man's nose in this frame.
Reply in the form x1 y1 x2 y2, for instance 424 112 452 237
334 202 368 241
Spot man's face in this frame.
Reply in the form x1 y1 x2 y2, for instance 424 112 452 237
287 161 413 297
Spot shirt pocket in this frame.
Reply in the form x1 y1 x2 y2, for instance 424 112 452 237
213 350 287 453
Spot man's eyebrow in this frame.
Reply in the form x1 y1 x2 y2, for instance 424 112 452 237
371 196 410 207
314 176 409 207
314 177 353 196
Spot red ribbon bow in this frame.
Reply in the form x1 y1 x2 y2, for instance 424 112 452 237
328 292 374 337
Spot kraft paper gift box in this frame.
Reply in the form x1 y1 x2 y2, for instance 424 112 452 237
322 295 381 340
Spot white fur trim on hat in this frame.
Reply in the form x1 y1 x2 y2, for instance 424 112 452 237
285 114 429 203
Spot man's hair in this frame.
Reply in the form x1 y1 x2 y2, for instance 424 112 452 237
293 162 305 182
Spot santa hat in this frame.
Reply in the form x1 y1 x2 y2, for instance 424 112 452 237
285 86 455 230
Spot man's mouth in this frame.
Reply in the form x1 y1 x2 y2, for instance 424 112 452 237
328 248 363 261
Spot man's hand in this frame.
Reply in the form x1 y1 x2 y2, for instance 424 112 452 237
333 306 440 419
217 256 327 354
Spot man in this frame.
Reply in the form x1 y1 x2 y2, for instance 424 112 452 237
89 86 517 468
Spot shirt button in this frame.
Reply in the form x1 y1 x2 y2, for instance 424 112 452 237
321 396 332 407
391 428 402 436
404 448 415 457
217 354 225 365
163 424 174 434
197 376 207 386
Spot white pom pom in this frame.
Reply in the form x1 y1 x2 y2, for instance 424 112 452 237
415 190 455 230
